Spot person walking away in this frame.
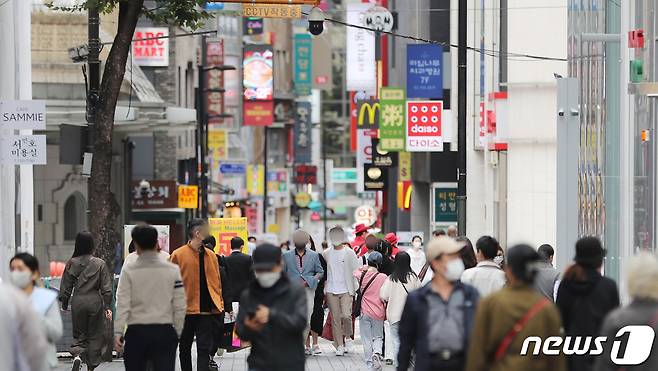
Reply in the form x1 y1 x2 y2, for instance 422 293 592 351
9 253 62 371
465 244 566 371
384 233 400 257
460 236 506 297
534 244 561 301
114 224 186 371
456 236 477 270
58 231 113 371
351 223 370 255
225 237 254 304
556 236 619 371
0 282 49 371
379 252 422 367
353 252 388 370
237 244 307 371
408 235 426 275
324 226 361 355
307 236 327 355
360 235 380 260
397 236 480 371
170 219 225 371
282 230 324 353
432 229 446 237
376 240 395 276
595 252 658 371
123 237 170 266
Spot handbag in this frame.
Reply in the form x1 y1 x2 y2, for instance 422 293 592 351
352 270 380 318
321 312 334 341
494 298 551 361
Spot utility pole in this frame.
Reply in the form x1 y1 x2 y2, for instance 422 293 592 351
85 6 100 173
457 0 467 235
197 36 209 218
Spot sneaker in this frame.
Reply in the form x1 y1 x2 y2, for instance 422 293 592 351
71 356 82 371
385 358 394 366
335 345 345 356
209 359 219 371
312 345 322 355
216 348 225 357
345 339 355 353
305 347 313 356
371 353 383 370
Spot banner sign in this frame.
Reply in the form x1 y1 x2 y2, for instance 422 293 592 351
220 163 246 175
0 100 46 130
209 218 249 256
380 87 406 151
294 102 312 163
243 17 264 35
434 187 458 223
332 168 358 184
406 101 443 152
294 165 317 185
357 99 380 131
346 3 376 92
132 27 169 67
1 135 47 165
294 34 313 96
398 151 411 181
356 129 373 193
372 138 397 167
178 185 199 209
131 180 177 209
244 100 273 126
354 205 377 226
208 129 228 163
206 40 225 125
243 3 302 18
407 44 443 99
124 225 170 257
247 165 265 196
243 44 273 100
364 164 387 191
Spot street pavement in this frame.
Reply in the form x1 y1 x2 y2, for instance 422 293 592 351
54 336 396 371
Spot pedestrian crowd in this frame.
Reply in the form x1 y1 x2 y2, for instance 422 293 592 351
3 220 658 371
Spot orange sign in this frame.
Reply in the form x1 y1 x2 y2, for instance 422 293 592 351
178 185 199 209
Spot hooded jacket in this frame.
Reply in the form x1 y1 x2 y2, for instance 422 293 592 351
556 268 619 371
236 275 307 371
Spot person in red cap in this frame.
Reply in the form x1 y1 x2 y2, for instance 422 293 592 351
384 233 400 258
351 224 370 256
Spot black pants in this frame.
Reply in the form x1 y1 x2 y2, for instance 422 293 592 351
180 314 215 371
209 313 226 355
429 354 465 371
124 324 178 371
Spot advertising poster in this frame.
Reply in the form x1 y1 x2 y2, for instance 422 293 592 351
123 225 170 257
406 101 443 152
209 218 249 256
379 87 406 151
294 34 313 96
247 165 265 196
346 3 376 93
208 129 227 163
132 27 169 67
294 102 313 163
407 44 443 99
243 45 273 100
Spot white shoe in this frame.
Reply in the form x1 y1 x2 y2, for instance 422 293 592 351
312 345 322 355
345 339 355 353
71 356 82 371
335 345 345 356
371 353 383 370
305 347 313 355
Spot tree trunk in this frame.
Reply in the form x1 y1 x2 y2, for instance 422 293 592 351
89 0 144 269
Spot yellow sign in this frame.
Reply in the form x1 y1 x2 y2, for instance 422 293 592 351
209 217 249 256
398 151 411 181
178 185 199 209
243 3 302 18
358 101 380 128
246 165 265 196
208 129 227 163
294 192 312 208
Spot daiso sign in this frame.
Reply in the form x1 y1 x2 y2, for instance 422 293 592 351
132 27 169 67
406 100 444 152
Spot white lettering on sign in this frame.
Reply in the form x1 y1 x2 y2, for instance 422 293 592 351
132 27 169 67
406 100 443 152
0 100 46 130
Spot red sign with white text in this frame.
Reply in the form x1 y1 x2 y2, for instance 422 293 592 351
406 101 443 152
244 101 274 126
132 27 169 67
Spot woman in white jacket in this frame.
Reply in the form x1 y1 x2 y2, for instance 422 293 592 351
379 252 421 367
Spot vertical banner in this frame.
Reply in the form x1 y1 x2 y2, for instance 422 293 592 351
398 151 411 181
294 101 313 163
206 40 225 125
407 44 443 99
243 44 273 100
406 101 443 152
246 165 265 196
208 129 228 163
356 129 373 193
346 3 376 93
380 87 406 151
209 218 249 256
293 34 312 96
350 92 358 152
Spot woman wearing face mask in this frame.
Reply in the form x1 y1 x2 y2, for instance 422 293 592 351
408 235 426 276
10 253 63 371
494 246 505 268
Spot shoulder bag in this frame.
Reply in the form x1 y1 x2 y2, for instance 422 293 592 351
352 270 380 317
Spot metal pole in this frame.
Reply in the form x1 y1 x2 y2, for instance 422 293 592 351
198 36 208 219
322 126 328 242
457 0 467 235
263 126 268 232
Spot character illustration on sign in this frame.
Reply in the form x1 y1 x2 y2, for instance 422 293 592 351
243 48 273 100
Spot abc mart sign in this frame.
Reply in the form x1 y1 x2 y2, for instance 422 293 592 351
406 100 443 152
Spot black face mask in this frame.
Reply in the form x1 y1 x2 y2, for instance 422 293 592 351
202 236 215 249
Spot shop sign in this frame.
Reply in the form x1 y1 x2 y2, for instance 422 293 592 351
380 87 406 151
294 102 312 163
407 44 443 99
406 100 443 152
132 180 177 209
178 184 199 209
132 27 169 67
294 34 313 96
0 100 46 130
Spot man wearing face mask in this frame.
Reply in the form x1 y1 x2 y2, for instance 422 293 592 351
282 230 324 352
397 236 480 371
407 235 427 276
237 244 307 371
170 219 224 371
460 236 507 297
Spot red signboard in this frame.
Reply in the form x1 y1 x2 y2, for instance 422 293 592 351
244 101 274 126
294 165 318 185
206 40 225 125
406 101 443 152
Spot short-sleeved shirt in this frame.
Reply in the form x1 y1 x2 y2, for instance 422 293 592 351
427 287 465 352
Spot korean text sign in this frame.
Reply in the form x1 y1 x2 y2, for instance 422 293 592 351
209 218 249 256
294 34 313 96
407 44 443 99
406 101 443 152
434 187 458 223
1 135 47 165
294 102 313 163
380 88 406 151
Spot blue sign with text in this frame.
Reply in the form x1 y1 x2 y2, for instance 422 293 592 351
205 2 224 11
407 44 443 99
220 163 246 174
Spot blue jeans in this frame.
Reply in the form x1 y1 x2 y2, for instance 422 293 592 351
359 315 384 370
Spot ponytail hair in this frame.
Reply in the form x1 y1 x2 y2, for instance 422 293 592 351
506 244 541 285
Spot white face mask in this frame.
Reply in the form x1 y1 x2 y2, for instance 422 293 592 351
444 259 465 282
255 271 281 288
10 270 33 289
493 256 504 266
412 241 422 249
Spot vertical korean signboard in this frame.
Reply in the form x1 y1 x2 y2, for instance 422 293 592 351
346 3 376 93
132 27 169 67
407 44 443 99
380 87 406 151
294 34 312 96
244 44 274 126
294 102 312 163
206 39 225 125
406 101 443 152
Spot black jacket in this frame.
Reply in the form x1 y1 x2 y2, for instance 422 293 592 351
226 251 254 303
237 275 307 371
556 268 620 371
217 255 232 310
